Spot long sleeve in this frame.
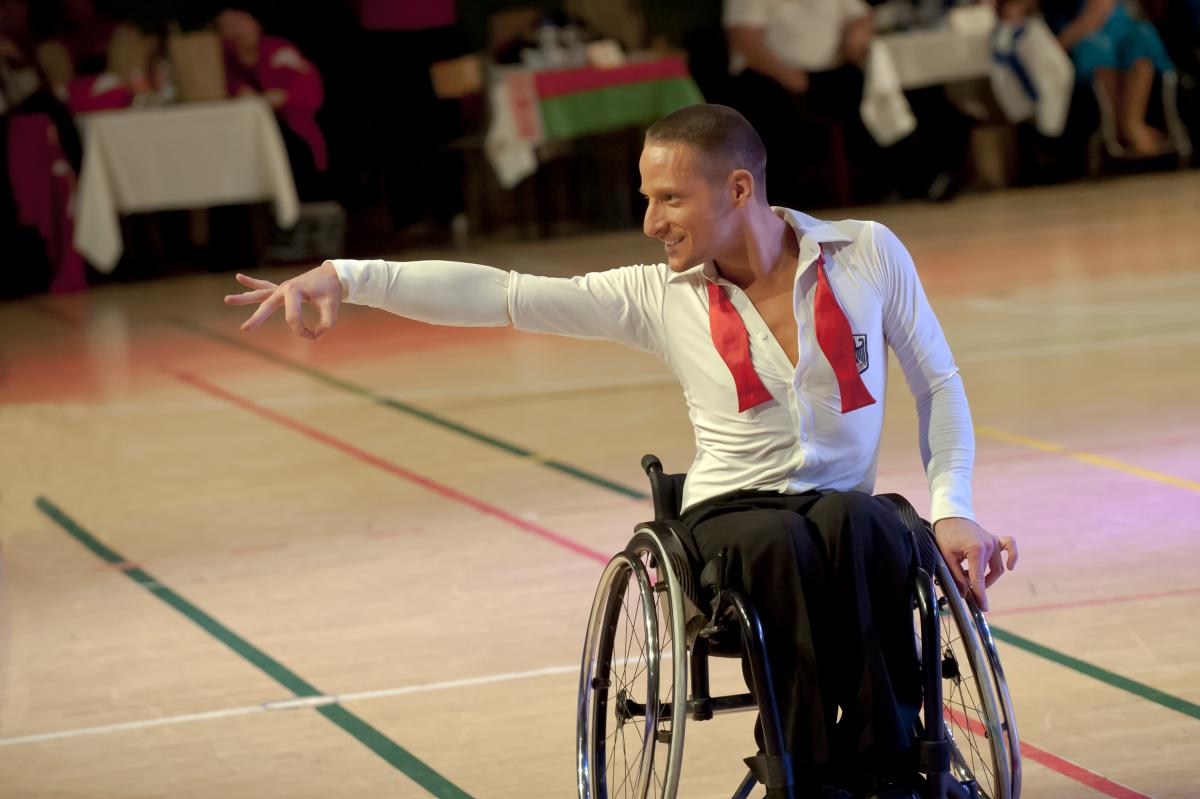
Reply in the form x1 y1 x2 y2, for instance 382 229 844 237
332 259 512 327
331 259 668 355
872 223 976 523
508 265 668 356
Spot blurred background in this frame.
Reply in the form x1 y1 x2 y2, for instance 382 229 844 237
1 0 1196 295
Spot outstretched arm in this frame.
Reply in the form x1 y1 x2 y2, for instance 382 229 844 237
225 258 668 355
874 224 1017 611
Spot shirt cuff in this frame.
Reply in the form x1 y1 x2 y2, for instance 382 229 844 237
330 258 383 305
929 480 975 525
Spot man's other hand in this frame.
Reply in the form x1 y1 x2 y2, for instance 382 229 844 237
932 517 1018 612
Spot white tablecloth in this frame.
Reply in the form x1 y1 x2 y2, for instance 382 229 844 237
75 97 299 272
861 16 1072 146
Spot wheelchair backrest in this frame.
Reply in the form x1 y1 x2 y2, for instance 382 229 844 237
641 454 687 521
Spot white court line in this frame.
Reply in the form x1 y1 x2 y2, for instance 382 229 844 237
0 705 265 747
0 663 581 747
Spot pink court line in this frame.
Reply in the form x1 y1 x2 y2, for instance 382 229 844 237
947 708 1152 799
991 585 1200 617
168 368 611 566
171 366 1153 799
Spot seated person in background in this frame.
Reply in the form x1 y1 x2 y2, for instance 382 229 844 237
42 0 116 77
723 0 972 205
225 104 1017 799
215 7 327 196
1 0 81 168
2 0 44 112
723 0 877 207
1040 0 1175 154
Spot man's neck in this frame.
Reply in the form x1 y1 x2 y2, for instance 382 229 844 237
713 206 798 292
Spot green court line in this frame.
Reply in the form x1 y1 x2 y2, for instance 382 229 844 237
170 317 648 500
990 625 1200 721
35 496 473 799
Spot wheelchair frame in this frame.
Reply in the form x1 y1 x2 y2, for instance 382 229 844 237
577 456 1021 799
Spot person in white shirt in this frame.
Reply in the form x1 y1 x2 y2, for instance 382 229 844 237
722 0 972 205
226 104 1016 799
723 0 878 209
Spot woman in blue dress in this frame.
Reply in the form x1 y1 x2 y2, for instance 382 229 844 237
1041 0 1175 154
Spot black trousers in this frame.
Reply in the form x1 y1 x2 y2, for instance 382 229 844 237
680 490 921 792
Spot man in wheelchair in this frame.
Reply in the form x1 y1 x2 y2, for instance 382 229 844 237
227 104 1018 799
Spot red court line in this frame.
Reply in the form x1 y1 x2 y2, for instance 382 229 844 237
947 708 1152 799
990 585 1200 617
173 365 1155 799
168 368 611 566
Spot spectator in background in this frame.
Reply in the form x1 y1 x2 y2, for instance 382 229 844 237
723 0 972 204
1 0 84 296
1040 0 1175 155
1 0 41 113
723 0 877 207
1 0 81 168
346 0 467 235
45 0 116 76
215 7 327 197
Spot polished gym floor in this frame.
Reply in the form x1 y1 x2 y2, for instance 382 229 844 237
2 171 1198 797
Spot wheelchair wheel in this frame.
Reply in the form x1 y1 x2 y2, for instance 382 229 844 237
577 530 688 798
920 551 1022 799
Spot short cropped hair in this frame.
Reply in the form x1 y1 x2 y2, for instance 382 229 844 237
645 104 768 191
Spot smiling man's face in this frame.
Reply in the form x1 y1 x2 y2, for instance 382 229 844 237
639 141 740 272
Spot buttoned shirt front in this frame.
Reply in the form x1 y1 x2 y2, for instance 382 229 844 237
334 208 975 521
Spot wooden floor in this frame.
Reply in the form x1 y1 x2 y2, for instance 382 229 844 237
2 171 1199 798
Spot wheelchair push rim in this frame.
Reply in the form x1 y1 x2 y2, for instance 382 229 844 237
969 600 1022 798
577 540 687 799
925 554 1017 799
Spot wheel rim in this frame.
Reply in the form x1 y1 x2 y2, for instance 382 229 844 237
627 528 689 798
918 558 1012 799
970 603 1022 798
578 553 660 798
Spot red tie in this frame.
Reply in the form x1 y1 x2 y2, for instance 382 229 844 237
813 254 875 413
707 282 774 412
706 255 876 414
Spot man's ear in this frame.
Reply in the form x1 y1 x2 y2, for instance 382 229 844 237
728 168 756 208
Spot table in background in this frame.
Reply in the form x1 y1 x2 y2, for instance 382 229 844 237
863 17 1072 146
75 96 299 272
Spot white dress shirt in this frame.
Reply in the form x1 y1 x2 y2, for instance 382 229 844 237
333 208 975 522
724 0 872 74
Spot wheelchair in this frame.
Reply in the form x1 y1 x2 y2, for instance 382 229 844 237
577 456 1020 799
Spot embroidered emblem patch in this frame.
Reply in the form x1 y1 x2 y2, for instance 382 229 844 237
853 334 868 374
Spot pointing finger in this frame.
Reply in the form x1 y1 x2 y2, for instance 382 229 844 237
236 273 276 290
224 288 273 306
240 289 284 331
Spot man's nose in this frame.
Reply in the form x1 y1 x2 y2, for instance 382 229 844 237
643 203 665 238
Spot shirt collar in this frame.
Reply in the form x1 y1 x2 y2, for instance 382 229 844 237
665 207 851 284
